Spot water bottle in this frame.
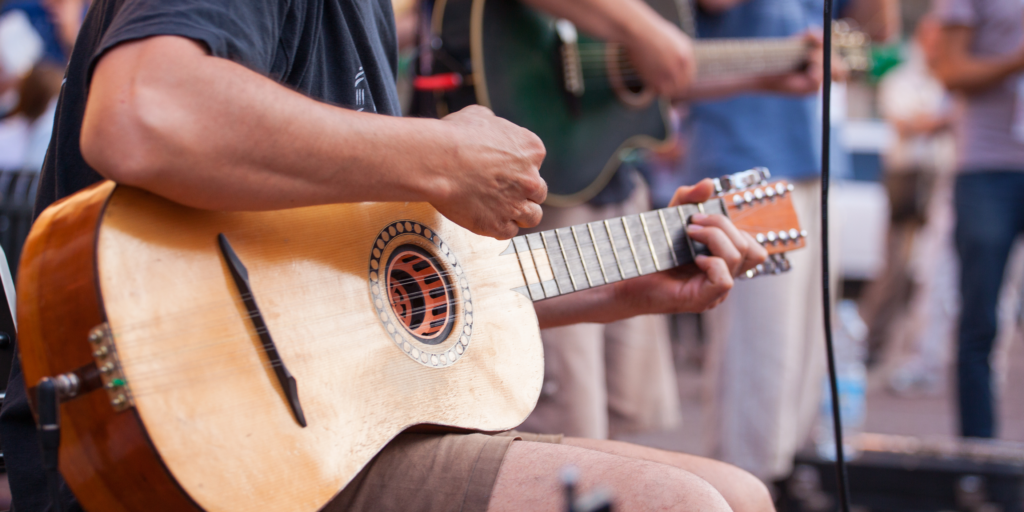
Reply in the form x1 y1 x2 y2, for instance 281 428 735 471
815 299 868 461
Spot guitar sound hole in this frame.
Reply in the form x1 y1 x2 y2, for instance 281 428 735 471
385 245 455 345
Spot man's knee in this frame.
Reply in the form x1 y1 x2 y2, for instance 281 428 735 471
632 464 733 512
490 441 734 511
717 465 774 512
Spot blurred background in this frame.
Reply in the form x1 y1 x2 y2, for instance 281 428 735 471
1 0 1023 510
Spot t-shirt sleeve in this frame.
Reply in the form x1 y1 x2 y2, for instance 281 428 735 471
92 0 282 77
932 0 977 27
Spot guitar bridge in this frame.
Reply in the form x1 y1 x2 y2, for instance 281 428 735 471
88 323 134 412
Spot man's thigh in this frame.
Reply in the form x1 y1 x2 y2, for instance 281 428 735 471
561 438 773 512
489 440 735 512
326 431 553 512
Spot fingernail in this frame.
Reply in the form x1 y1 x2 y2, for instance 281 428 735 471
691 213 707 222
687 224 704 232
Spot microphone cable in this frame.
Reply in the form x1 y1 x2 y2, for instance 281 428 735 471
820 1 853 511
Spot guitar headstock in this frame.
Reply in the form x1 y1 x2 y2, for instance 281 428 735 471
713 168 807 278
833 19 871 75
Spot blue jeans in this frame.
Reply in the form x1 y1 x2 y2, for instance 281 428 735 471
954 171 1024 438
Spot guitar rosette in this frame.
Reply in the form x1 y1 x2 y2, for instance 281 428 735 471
368 221 474 368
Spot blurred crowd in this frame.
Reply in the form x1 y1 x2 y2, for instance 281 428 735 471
0 0 84 172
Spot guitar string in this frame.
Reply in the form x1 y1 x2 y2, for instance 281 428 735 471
104 233 665 380
106 199 758 343
99 209 792 388
111 234 796 396
103 203 714 336
106 241 612 351
106 200 739 347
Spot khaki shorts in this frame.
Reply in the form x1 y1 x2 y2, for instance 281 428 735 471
324 430 563 512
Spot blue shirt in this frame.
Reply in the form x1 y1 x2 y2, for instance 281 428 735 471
1 1 70 64
684 0 845 182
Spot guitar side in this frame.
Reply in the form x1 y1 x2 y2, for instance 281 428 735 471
436 0 677 206
18 184 544 511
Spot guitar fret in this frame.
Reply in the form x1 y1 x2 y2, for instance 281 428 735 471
619 217 644 277
657 209 679 267
638 213 662 271
669 206 697 266
642 211 675 271
512 236 545 300
556 227 587 290
526 232 559 298
605 219 634 279
622 216 657 275
594 221 623 283
542 230 574 294
571 226 595 287
586 223 611 284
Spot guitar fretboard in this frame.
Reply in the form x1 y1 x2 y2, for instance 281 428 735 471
510 199 725 301
693 38 808 81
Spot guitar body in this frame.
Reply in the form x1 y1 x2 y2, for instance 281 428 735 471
18 182 543 511
434 0 679 206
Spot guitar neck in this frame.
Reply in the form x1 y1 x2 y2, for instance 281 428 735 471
510 199 726 301
693 38 809 82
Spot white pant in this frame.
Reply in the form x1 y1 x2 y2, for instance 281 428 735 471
519 182 680 439
702 180 835 480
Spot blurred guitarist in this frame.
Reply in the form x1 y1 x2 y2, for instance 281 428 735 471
0 1 783 511
516 14 824 443
683 0 897 484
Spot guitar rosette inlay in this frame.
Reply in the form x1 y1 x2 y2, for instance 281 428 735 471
369 221 473 368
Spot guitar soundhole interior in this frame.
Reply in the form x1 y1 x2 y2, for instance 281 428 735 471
369 220 474 368
385 246 454 345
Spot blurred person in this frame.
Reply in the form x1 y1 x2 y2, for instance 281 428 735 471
862 15 959 393
519 33 825 441
0 0 86 170
0 62 63 170
683 0 898 481
930 0 1024 438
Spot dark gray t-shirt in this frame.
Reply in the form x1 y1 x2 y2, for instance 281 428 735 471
2 1 399 510
934 0 1024 172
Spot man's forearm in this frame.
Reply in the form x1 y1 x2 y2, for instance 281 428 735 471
842 0 900 43
520 0 663 43
82 36 463 212
932 27 1024 94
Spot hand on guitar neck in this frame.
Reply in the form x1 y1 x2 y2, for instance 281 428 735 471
534 179 767 329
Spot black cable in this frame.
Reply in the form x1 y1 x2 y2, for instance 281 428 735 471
36 377 65 512
820 1 853 511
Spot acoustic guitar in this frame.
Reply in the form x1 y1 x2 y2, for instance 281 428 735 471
19 169 803 511
427 0 818 206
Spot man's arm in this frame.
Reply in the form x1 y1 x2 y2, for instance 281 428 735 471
82 36 546 239
841 0 900 43
930 26 1024 94
524 0 823 100
520 0 694 98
